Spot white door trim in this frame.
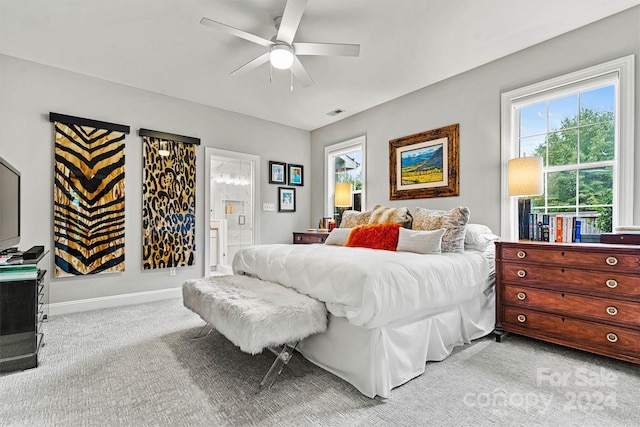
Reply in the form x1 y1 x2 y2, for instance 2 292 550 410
204 147 261 277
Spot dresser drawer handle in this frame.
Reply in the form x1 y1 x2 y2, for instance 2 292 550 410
517 292 527 301
517 270 526 278
606 306 618 316
606 333 618 343
606 256 618 266
517 314 526 323
296 236 302 241
605 279 618 289
516 251 526 259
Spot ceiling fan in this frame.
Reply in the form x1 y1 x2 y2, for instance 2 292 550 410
200 0 360 88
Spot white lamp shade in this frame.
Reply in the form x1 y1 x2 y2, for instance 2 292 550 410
334 183 353 207
270 44 294 70
508 156 543 197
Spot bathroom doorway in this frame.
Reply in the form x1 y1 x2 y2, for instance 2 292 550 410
204 147 260 277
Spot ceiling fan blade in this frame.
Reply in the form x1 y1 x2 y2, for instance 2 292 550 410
290 56 313 88
200 17 273 48
293 42 360 57
230 52 270 75
277 0 308 45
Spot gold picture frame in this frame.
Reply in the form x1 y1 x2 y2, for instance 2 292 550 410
389 123 459 200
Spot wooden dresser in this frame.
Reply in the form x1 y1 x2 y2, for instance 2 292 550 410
495 241 640 364
292 231 330 244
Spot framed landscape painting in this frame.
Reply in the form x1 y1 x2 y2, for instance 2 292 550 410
389 123 459 200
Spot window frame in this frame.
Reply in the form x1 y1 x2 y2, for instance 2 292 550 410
500 55 634 240
324 135 366 216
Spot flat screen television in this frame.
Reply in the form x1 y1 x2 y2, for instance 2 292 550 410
0 155 20 252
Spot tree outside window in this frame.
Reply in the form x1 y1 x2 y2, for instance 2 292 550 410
325 136 366 224
519 85 615 233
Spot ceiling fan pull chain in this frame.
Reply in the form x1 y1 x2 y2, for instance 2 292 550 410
290 70 294 92
270 63 273 84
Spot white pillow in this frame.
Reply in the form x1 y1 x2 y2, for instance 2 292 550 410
396 227 445 254
464 223 493 246
324 228 351 246
464 223 501 251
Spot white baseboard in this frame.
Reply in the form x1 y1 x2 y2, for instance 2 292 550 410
47 287 183 316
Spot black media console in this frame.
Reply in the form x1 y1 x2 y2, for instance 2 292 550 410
0 250 47 372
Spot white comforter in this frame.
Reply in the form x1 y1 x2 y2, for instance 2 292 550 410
232 244 493 329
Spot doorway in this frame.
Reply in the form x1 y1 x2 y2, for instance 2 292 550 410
204 148 260 277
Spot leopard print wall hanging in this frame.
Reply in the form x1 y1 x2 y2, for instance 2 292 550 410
141 134 197 269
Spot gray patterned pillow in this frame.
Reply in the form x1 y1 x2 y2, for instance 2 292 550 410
412 206 470 253
340 210 371 228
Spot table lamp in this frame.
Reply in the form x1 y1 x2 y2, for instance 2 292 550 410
335 183 353 208
508 156 543 240
334 183 352 227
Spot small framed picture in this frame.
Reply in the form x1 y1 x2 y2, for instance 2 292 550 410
269 161 286 184
278 187 296 212
287 164 304 186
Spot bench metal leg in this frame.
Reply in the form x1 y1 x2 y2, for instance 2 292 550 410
257 342 298 392
190 323 214 340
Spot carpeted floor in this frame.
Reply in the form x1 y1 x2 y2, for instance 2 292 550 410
0 298 638 426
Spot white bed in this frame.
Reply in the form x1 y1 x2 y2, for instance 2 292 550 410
232 241 496 398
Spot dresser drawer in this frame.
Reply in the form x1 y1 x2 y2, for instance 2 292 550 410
503 285 640 326
500 263 640 299
503 306 640 355
500 245 640 272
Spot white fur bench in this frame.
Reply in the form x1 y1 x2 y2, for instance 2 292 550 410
182 274 328 390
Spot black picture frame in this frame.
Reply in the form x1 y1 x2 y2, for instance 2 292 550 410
287 163 304 186
278 187 296 212
269 161 286 184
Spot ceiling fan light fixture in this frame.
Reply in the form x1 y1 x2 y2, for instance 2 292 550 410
270 44 294 70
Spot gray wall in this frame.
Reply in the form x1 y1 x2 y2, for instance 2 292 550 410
0 54 310 306
310 6 640 234
2 7 639 309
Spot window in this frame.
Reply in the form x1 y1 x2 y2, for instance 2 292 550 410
501 56 634 239
325 136 366 219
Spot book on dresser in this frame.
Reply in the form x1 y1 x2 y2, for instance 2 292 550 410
495 240 640 365
527 214 585 243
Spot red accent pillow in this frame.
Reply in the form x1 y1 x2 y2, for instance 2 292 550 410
344 223 401 251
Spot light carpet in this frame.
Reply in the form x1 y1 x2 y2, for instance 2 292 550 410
0 298 638 426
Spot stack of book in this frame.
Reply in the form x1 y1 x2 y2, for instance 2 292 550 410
528 213 583 243
0 263 38 281
553 215 583 243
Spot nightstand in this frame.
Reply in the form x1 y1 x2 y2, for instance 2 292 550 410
293 231 330 244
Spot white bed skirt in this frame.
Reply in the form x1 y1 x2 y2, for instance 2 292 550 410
297 287 496 399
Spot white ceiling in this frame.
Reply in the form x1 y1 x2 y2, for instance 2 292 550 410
1 0 638 131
